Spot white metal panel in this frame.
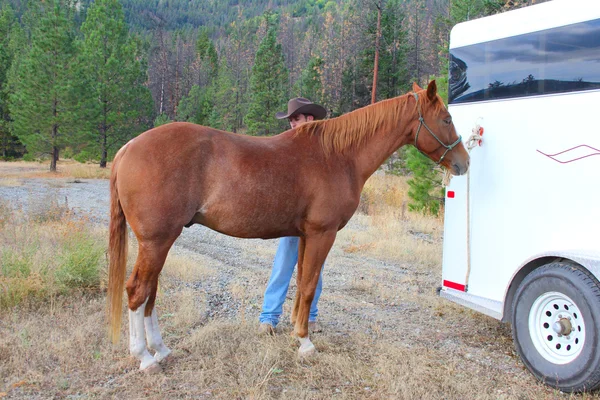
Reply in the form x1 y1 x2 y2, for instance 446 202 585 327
442 0 600 321
447 89 600 304
441 172 468 287
450 0 600 49
440 288 503 320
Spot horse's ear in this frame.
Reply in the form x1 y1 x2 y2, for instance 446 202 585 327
427 80 438 102
412 82 422 92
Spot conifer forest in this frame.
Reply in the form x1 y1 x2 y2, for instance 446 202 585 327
0 0 541 204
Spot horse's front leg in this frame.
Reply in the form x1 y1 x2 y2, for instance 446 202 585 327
291 237 306 326
294 231 336 357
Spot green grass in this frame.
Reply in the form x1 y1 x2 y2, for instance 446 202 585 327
0 198 106 309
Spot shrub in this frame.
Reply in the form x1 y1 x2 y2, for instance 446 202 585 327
0 200 106 309
154 113 172 127
73 150 98 164
62 147 74 159
22 153 35 162
55 230 105 289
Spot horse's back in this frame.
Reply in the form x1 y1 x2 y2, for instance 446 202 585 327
112 122 357 239
112 123 299 236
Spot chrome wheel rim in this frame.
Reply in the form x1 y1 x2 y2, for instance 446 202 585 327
529 291 585 364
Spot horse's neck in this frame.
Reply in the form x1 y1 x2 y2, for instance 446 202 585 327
352 98 415 184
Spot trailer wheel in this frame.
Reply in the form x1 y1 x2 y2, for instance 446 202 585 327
512 262 600 392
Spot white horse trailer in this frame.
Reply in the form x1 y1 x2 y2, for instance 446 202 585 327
441 0 600 392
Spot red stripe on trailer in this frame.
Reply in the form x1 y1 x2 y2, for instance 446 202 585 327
447 191 455 198
443 280 466 291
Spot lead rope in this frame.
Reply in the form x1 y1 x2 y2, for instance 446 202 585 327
442 120 483 292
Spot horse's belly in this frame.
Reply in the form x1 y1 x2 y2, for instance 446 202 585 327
189 207 300 239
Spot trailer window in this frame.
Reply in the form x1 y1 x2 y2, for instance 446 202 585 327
449 19 600 104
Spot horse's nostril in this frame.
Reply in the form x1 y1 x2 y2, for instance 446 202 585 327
452 161 469 176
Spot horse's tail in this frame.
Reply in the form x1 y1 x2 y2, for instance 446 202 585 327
107 150 128 344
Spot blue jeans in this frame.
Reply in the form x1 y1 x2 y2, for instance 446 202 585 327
259 237 324 327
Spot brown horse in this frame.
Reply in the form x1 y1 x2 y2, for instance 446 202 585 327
108 81 469 372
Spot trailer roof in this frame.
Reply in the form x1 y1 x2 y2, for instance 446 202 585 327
450 0 600 49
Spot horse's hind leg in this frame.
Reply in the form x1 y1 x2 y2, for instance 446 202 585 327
129 297 157 371
145 307 171 362
126 235 178 371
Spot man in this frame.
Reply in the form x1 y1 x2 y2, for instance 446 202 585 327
259 97 328 335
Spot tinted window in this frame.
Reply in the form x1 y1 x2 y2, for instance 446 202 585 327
449 19 600 104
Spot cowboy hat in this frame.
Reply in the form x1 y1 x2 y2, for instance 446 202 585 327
275 97 327 120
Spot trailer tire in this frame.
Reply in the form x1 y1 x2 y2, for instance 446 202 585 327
512 262 600 392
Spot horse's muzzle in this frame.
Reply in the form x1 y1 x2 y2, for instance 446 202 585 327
451 157 470 176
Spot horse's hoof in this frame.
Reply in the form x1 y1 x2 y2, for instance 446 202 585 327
142 362 162 374
298 343 317 358
154 348 172 363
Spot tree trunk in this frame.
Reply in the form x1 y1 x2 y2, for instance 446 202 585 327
51 100 58 172
101 147 108 168
371 1 382 104
100 129 108 168
100 107 108 168
51 145 59 172
415 2 420 83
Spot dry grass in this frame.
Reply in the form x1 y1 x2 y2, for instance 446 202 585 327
0 295 569 399
162 253 217 283
0 160 110 180
0 178 23 187
2 172 598 399
57 161 112 179
339 174 443 268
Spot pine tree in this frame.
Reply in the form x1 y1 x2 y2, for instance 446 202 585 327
379 0 410 99
294 56 325 105
176 84 213 126
226 9 254 133
196 29 219 83
9 0 78 171
0 4 23 159
208 60 238 131
78 0 153 167
244 11 289 136
450 0 503 22
406 146 443 215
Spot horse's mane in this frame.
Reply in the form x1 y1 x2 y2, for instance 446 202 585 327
294 91 445 156
293 96 404 156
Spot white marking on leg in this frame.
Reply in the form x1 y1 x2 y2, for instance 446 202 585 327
145 307 171 362
298 336 316 356
129 298 158 370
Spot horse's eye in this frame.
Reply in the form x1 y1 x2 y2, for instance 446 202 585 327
444 118 452 125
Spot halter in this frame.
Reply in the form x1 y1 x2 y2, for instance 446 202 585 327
413 92 462 164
